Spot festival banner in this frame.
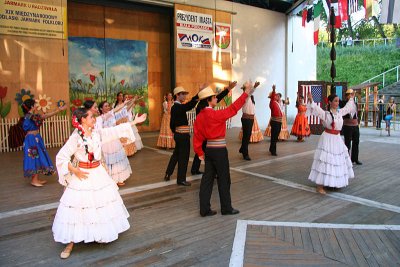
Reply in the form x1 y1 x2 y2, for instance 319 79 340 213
214 22 231 53
176 9 213 51
0 0 67 39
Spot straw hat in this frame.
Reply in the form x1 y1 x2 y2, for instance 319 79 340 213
345 88 354 94
173 86 188 96
198 86 216 100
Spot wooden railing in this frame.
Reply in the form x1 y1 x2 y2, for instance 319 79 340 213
0 116 71 153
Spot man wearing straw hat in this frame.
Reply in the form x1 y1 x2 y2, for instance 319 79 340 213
340 88 362 165
164 87 199 186
193 81 257 217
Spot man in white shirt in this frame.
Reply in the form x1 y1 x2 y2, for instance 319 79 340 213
239 81 260 160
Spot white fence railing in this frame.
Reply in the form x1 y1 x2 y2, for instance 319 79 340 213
187 106 231 133
0 115 71 153
319 38 397 48
361 65 400 88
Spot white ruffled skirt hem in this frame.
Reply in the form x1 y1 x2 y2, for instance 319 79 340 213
308 132 354 188
52 166 130 244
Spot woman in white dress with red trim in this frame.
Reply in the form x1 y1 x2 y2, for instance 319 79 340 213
52 108 146 259
306 91 356 195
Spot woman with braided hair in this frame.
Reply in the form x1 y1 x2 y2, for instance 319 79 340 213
21 99 67 187
52 108 146 259
306 92 357 195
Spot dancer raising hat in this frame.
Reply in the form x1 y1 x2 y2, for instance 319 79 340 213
193 81 257 217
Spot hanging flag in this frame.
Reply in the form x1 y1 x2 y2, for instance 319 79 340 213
314 0 323 45
307 7 314 22
302 9 307 26
364 0 372 18
349 0 358 14
380 0 400 23
330 0 342 28
339 0 348 21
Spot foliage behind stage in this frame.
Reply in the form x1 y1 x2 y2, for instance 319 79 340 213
317 44 400 89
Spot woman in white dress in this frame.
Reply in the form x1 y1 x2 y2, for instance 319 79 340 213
307 91 356 195
52 108 146 259
124 93 144 151
98 101 133 186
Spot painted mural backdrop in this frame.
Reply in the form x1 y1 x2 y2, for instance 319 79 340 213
68 37 148 124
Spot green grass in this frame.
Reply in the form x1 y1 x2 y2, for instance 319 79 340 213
317 45 400 88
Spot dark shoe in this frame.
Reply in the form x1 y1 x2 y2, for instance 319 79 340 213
271 153 277 156
177 181 191 186
239 148 243 153
191 171 203 175
200 210 217 217
221 208 240 215
164 174 170 181
243 155 251 161
353 161 362 165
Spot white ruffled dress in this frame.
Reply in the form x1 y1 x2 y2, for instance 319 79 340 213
96 112 133 183
127 109 144 151
52 123 134 244
307 99 356 188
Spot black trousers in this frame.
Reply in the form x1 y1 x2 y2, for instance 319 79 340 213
240 118 254 156
269 120 282 155
165 133 190 183
377 112 383 129
199 147 232 215
191 141 207 173
342 125 360 162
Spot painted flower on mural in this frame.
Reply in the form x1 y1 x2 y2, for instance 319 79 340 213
139 101 146 107
120 80 125 86
72 99 83 107
89 74 96 84
0 86 7 99
57 100 66 108
15 89 34 105
35 94 53 113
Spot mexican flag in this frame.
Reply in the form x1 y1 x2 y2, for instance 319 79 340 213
314 0 323 45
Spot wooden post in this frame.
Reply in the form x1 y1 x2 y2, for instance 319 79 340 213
372 85 378 127
364 86 369 127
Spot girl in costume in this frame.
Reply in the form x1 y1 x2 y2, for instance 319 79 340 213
239 115 264 143
290 94 311 142
97 101 133 186
52 108 146 259
157 93 175 149
123 93 144 151
22 99 66 187
306 92 356 195
385 97 396 136
113 92 140 156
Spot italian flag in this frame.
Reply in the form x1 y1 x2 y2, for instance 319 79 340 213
314 0 323 45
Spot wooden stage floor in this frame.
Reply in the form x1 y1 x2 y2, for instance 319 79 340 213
0 127 399 266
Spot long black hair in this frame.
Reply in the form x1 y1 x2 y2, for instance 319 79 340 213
114 91 123 108
296 95 304 108
98 101 107 115
73 108 89 124
327 94 338 128
83 100 95 110
21 99 35 114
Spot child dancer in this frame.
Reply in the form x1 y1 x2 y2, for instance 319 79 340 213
290 94 310 142
307 91 356 194
52 108 146 259
21 99 66 187
98 101 133 186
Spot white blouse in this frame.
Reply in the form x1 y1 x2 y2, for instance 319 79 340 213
307 98 356 130
56 123 135 186
242 96 255 115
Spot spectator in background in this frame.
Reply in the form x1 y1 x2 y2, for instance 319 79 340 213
341 35 346 47
376 95 385 129
346 36 353 47
355 33 360 46
385 97 396 136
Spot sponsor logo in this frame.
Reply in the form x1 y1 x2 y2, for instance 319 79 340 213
178 33 212 49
